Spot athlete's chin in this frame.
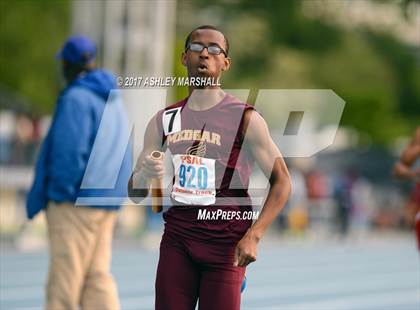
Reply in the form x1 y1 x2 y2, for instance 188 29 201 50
193 72 221 81
192 71 210 78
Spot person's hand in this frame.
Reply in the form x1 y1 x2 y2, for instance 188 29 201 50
140 154 165 180
234 229 259 267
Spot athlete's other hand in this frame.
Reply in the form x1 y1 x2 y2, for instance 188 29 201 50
234 230 258 267
140 154 165 180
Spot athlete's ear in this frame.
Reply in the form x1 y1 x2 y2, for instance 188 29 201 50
181 52 187 67
222 56 231 72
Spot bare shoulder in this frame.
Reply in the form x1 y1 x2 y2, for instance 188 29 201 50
243 109 270 143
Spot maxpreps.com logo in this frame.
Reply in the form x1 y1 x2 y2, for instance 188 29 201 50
75 89 345 206
197 209 260 220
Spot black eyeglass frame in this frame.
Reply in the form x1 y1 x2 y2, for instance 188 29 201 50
186 42 228 57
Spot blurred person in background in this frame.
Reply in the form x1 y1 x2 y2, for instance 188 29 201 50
350 176 374 237
333 168 358 237
305 169 329 231
286 166 308 234
0 110 15 164
13 113 35 164
393 127 420 249
26 35 132 310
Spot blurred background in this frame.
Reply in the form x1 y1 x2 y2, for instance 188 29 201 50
0 0 419 309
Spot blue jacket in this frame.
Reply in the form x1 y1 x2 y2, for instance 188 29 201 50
26 69 132 219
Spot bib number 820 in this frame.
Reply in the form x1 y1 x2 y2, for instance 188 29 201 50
179 165 208 189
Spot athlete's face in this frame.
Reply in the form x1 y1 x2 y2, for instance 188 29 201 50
182 29 231 80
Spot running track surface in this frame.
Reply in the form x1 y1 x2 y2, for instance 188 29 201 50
1 234 419 310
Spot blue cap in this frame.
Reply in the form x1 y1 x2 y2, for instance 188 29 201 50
56 35 96 64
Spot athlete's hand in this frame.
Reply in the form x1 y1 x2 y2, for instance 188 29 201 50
234 230 259 267
140 154 165 180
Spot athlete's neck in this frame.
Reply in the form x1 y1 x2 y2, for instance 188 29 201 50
187 87 226 111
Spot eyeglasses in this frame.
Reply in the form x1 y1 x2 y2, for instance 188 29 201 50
186 43 227 56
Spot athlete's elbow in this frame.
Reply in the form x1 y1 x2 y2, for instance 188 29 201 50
278 175 292 199
269 171 291 196
269 173 291 204
127 175 149 203
284 176 292 200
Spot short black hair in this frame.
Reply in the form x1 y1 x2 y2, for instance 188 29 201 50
184 25 229 56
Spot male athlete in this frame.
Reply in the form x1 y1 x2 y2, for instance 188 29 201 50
128 25 291 310
393 127 420 249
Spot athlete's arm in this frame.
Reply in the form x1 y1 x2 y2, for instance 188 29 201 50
393 127 420 181
234 110 291 267
127 115 165 203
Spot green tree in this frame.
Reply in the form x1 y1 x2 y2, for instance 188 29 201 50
0 0 70 115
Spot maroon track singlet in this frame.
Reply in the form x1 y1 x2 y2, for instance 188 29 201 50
156 93 255 243
415 183 420 249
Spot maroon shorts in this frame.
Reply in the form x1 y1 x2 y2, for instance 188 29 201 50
415 212 420 250
155 231 245 310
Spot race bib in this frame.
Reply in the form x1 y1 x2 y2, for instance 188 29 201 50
172 154 216 205
163 107 182 135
